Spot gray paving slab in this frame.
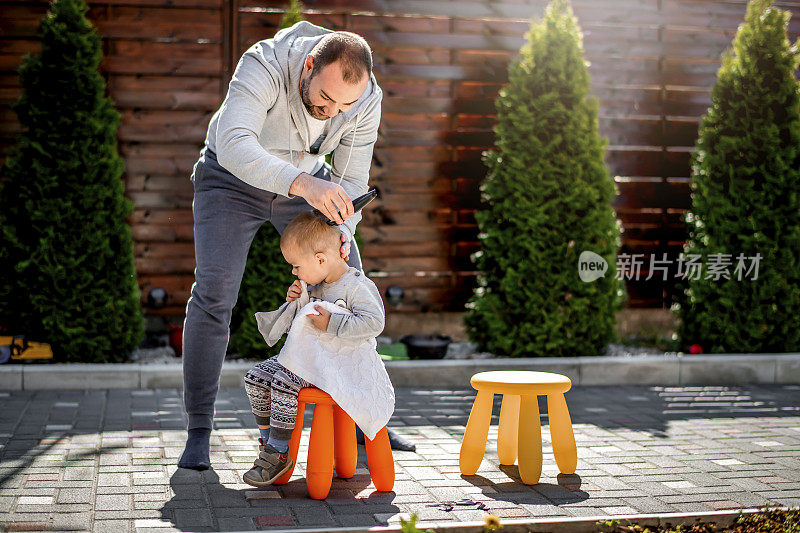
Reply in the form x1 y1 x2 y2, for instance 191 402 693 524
0 384 799 532
0 370 21 390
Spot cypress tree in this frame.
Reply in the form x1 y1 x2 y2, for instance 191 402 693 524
0 0 144 362
279 0 305 29
463 0 625 357
672 0 800 353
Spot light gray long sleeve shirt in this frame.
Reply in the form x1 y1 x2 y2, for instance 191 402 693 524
204 20 383 241
255 266 385 346
310 266 385 341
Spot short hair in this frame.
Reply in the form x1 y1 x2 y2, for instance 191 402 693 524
309 31 372 85
281 210 341 257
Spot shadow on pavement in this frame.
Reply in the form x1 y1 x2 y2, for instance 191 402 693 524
402 384 800 438
459 470 589 511
158 458 398 531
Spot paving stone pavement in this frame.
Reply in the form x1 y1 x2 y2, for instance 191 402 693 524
1 384 800 532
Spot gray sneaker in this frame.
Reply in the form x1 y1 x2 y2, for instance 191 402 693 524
243 439 293 487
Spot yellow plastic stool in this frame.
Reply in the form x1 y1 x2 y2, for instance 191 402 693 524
459 370 577 484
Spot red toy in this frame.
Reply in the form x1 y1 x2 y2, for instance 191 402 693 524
168 324 183 356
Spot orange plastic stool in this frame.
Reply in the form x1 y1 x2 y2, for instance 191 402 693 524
273 387 395 499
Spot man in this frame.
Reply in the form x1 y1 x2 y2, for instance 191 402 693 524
178 21 415 470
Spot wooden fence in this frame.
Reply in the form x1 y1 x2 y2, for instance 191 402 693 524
1 0 798 316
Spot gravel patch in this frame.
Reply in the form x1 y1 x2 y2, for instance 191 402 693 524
127 335 674 365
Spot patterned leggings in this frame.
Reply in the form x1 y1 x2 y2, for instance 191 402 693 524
243 356 315 441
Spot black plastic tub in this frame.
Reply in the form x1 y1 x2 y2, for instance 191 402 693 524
399 334 453 360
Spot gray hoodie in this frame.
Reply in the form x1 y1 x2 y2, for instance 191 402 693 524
204 21 383 240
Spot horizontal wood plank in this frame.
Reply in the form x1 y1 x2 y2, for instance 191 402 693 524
130 209 194 225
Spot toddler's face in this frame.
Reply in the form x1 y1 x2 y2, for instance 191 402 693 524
282 244 329 286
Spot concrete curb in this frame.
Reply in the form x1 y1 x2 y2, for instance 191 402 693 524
229 507 781 533
1 353 800 390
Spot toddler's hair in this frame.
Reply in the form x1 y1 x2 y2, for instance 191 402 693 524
281 210 341 257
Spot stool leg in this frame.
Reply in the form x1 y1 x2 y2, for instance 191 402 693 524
307 404 334 499
498 394 519 465
365 427 394 492
459 389 493 476
274 400 305 485
333 405 357 479
547 393 577 475
518 394 542 484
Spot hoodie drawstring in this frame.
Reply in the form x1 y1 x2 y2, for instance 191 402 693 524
336 111 360 187
290 110 360 188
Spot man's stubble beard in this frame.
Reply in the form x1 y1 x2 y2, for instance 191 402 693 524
300 73 328 120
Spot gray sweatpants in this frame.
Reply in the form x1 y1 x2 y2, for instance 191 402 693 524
182 146 363 431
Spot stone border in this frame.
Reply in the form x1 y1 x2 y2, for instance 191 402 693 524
1 353 799 390
231 507 780 533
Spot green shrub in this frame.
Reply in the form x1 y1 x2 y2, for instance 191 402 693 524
672 0 800 353
0 0 144 362
280 0 304 29
463 0 625 357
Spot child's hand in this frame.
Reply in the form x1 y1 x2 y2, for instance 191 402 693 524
308 305 331 331
286 279 302 302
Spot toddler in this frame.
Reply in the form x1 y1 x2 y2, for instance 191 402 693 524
242 210 388 487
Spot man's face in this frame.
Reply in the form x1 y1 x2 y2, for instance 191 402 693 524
300 55 368 120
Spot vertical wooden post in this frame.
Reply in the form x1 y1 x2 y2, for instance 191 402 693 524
221 0 239 99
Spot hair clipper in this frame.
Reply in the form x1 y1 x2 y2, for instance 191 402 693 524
313 188 378 226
